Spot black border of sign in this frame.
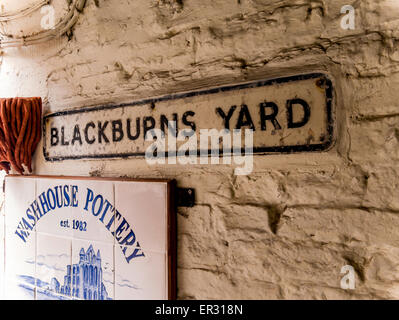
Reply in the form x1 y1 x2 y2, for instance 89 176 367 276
43 72 334 161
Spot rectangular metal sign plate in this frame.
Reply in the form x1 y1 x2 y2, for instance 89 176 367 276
43 73 334 161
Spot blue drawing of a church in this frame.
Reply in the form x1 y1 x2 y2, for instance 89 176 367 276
50 245 111 300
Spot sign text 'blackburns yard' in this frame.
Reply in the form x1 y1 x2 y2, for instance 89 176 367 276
44 73 334 161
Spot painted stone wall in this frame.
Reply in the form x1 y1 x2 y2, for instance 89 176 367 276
1 0 399 299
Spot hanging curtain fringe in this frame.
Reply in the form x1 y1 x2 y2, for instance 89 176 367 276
0 97 42 174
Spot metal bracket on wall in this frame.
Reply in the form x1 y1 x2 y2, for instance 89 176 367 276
176 188 195 207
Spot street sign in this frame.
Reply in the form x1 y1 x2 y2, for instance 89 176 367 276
43 73 334 161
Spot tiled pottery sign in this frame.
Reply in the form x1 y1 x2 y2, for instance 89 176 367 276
1 175 176 300
43 73 334 161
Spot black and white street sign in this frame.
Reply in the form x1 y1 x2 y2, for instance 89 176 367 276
44 73 334 161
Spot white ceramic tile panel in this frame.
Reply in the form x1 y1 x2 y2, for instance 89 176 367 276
72 239 114 300
72 180 115 244
35 178 74 238
36 292 72 300
3 279 35 300
114 182 168 253
4 226 36 287
3 177 170 300
115 248 167 300
4 176 36 232
36 233 72 300
4 177 36 300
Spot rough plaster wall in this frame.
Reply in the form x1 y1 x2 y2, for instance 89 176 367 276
1 0 399 299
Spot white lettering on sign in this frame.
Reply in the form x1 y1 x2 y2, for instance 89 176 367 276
43 73 334 161
340 265 356 290
340 5 355 30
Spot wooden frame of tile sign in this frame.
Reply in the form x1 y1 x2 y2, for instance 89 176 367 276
3 175 177 300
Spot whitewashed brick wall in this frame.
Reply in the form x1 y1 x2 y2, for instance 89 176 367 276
1 0 399 299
